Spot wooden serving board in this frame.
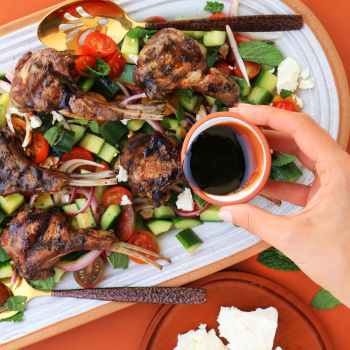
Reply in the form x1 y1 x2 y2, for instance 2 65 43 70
141 271 334 350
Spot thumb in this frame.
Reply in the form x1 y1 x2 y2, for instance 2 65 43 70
218 204 290 246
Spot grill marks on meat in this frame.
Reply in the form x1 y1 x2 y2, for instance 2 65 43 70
134 28 240 107
120 132 184 207
0 128 70 196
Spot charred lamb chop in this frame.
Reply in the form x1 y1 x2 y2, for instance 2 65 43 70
10 48 164 121
1 209 170 281
134 28 240 107
120 132 184 208
0 128 118 196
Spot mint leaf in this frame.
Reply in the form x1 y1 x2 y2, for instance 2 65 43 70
0 311 24 323
68 120 100 134
44 121 65 146
204 1 224 14
271 152 296 167
0 296 27 312
214 100 229 112
83 57 110 76
271 162 303 182
311 289 342 310
107 252 129 269
147 18 157 23
176 101 185 123
257 247 300 271
0 245 9 262
207 52 218 68
239 41 285 67
127 28 158 39
280 89 293 99
30 276 54 290
176 90 194 104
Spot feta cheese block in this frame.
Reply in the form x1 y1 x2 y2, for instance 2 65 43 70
117 165 128 182
120 194 132 206
217 306 278 350
276 57 300 93
176 188 194 211
298 79 314 89
174 324 228 350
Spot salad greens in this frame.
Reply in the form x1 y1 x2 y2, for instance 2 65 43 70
204 1 224 14
280 89 293 99
107 252 129 269
0 244 9 262
0 296 27 313
271 152 296 167
175 101 185 123
127 28 158 39
176 90 194 104
30 276 55 290
257 247 300 272
83 57 110 76
311 289 342 310
0 312 24 323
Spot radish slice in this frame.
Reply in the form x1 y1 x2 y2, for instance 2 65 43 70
146 120 164 133
58 159 104 173
0 80 11 93
55 250 103 271
236 32 283 41
226 25 250 87
5 69 13 84
229 0 239 16
171 202 210 218
65 187 95 217
120 92 146 105
116 81 131 98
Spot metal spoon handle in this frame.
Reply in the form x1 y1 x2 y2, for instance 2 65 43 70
52 287 207 304
146 15 303 32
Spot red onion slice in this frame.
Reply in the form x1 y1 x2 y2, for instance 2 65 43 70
65 187 95 217
171 202 210 218
77 188 100 224
5 69 13 84
146 120 164 133
69 187 77 204
29 194 39 209
0 80 11 93
120 92 146 105
58 159 104 173
9 268 17 288
76 67 96 79
209 104 218 114
229 0 239 16
116 81 131 98
55 250 103 271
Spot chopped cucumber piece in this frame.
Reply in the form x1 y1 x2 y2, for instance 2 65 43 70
240 99 254 105
95 186 109 205
182 31 205 39
175 127 187 139
90 75 120 101
200 204 223 222
78 77 95 92
182 30 194 37
246 86 273 105
0 193 25 215
33 194 54 209
148 219 173 235
154 206 176 219
79 133 105 154
203 31 226 47
118 134 128 146
0 210 6 224
173 216 203 229
178 93 203 113
97 141 118 163
75 198 92 213
53 129 75 153
54 267 65 283
271 162 303 182
0 92 10 128
121 36 139 64
203 94 216 106
254 69 278 93
138 122 156 133
176 228 203 253
231 76 251 97
192 192 207 211
101 204 121 231
62 203 79 213
70 124 86 146
160 116 179 131
135 215 149 233
127 120 145 132
99 120 127 144
0 260 13 279
119 64 136 85
261 63 276 71
0 74 8 82
76 211 96 229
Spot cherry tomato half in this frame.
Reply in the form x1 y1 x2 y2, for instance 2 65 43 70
113 204 136 241
213 61 235 76
75 56 96 73
234 33 252 44
97 160 109 172
209 14 227 18
102 186 133 209
127 231 160 265
271 94 300 112
233 60 261 80
11 116 27 134
61 146 95 172
124 82 143 92
84 32 116 57
103 50 126 78
144 16 167 22
33 132 49 164
272 101 298 112
74 256 105 288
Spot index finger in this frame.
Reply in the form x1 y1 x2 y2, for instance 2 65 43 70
236 104 340 163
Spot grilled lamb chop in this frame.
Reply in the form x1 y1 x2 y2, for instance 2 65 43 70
0 128 118 196
120 132 184 207
1 209 170 280
133 28 240 107
10 48 164 121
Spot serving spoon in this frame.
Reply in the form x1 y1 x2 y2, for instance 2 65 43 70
37 0 303 54
0 276 206 320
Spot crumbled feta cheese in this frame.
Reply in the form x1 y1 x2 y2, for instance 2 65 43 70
9 106 27 118
218 306 278 350
128 131 134 138
117 165 128 182
299 69 310 80
29 115 42 129
5 112 15 132
275 347 283 350
174 324 228 350
276 57 300 93
121 119 129 125
196 104 207 121
268 68 275 74
120 195 132 206
61 194 70 205
128 54 138 64
22 115 32 148
298 79 314 90
176 188 194 211
113 150 120 157
292 94 303 108
52 111 65 124
228 66 234 70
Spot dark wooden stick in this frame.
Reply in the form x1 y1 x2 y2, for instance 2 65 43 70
52 287 207 304
146 15 303 32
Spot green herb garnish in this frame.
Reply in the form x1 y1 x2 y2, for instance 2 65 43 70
271 152 296 167
257 247 300 271
176 90 194 104
127 28 158 39
311 289 342 310
280 89 293 99
176 101 185 123
107 252 129 269
204 1 224 14
83 57 110 76
30 276 55 291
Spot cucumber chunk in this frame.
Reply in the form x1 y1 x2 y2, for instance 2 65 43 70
254 69 278 93
0 260 13 279
271 162 303 182
148 219 173 235
97 141 118 163
231 76 252 97
173 216 203 229
75 198 92 213
101 204 121 231
246 86 273 105
121 36 139 64
192 192 207 211
119 64 136 85
99 120 127 144
203 94 216 106
54 267 65 283
182 31 205 39
79 133 105 154
33 194 55 209
135 215 149 233
62 203 79 213
0 210 6 224
53 129 75 154
70 124 86 146
176 228 203 253
200 204 223 222
90 75 120 101
261 64 276 71
240 99 255 105
203 31 226 47
127 120 145 132
160 116 179 131
76 211 96 229
95 186 109 205
178 93 203 113
0 193 25 215
154 206 176 219
0 92 10 128
175 127 187 139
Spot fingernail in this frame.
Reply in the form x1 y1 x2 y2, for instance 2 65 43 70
229 107 238 111
218 209 233 223
238 103 252 107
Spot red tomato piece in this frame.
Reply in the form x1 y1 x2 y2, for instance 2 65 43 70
33 132 49 164
103 50 126 78
234 33 252 44
144 16 167 22
213 61 235 76
11 117 27 132
61 147 95 172
73 256 105 288
176 195 200 214
272 101 298 112
100 251 108 262
233 60 261 80
84 32 116 57
209 14 227 18
97 160 109 172
101 186 133 209
75 56 96 73
113 204 136 242
124 82 144 92
127 231 160 265
71 68 81 81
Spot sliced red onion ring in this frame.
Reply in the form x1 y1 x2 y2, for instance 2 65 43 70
184 111 196 123
171 202 210 218
9 268 17 288
55 250 103 271
209 104 218 114
76 67 96 79
58 159 104 173
29 194 39 209
171 185 184 193
77 188 100 224
116 81 131 98
0 80 11 93
5 69 13 84
120 92 146 105
65 187 95 217
229 0 239 16
69 187 77 204
236 32 283 41
147 120 164 133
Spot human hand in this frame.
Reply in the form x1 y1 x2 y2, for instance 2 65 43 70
218 104 350 307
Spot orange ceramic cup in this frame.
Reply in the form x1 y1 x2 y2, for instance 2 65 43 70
181 111 271 206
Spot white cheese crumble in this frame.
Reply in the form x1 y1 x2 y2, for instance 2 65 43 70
176 188 194 212
52 111 66 124
276 57 300 93
196 104 207 121
9 106 27 118
268 68 275 74
113 150 120 157
174 324 228 350
5 113 15 132
29 115 42 129
275 347 283 350
228 66 234 70
299 69 310 80
128 54 138 64
22 115 32 148
121 119 129 125
117 165 128 182
120 195 132 206
217 306 278 350
292 94 303 109
298 79 314 89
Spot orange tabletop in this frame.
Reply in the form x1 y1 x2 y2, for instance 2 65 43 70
1 1 349 349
